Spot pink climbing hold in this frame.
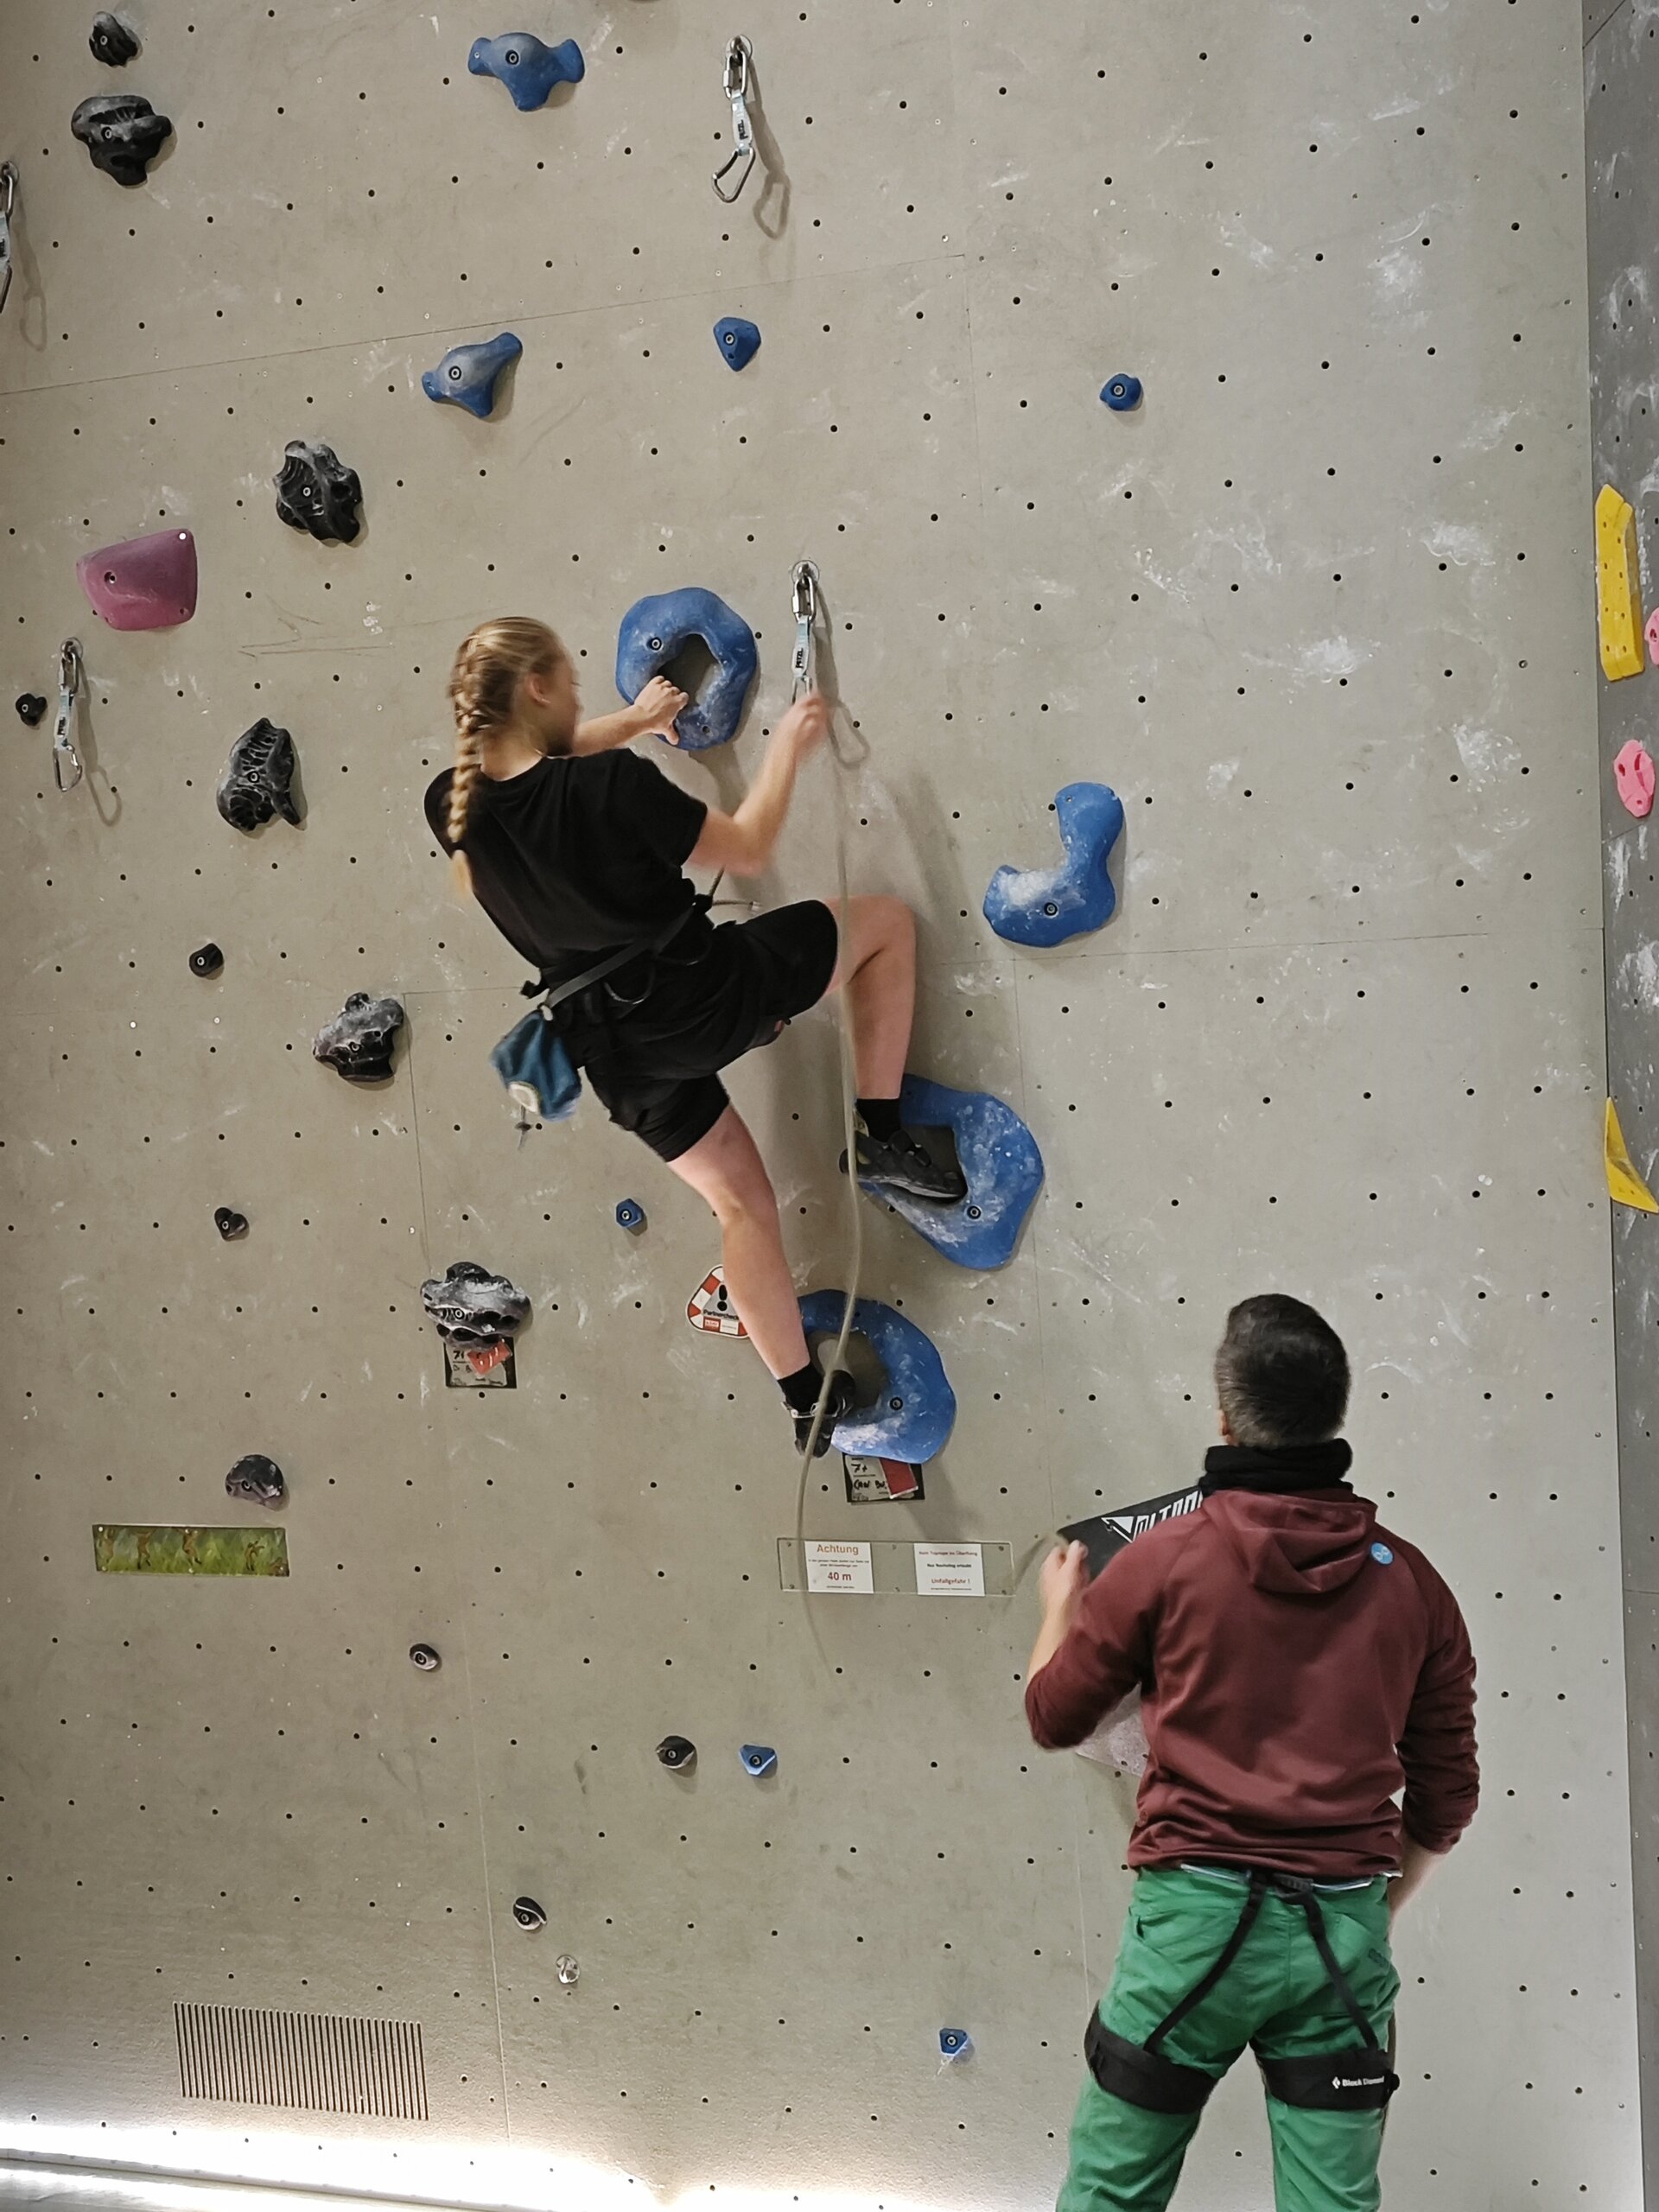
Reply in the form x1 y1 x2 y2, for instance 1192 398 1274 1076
1615 740 1656 819
75 527 198 631
1647 607 1659 665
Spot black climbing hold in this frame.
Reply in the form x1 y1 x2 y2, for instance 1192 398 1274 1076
512 1896 547 1930
274 440 363 545
89 12 140 65
15 694 47 727
213 1207 248 1240
421 1260 530 1344
71 93 172 187
1100 373 1142 412
218 718 300 833
225 1454 285 1509
656 1735 696 1771
189 942 224 977
410 1642 442 1671
312 991 404 1083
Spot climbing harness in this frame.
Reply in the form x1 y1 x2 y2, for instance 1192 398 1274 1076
53 640 85 793
0 162 17 318
711 37 757 201
1084 1867 1399 2115
790 558 865 1475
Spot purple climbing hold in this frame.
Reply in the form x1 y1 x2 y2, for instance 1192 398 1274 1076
75 528 197 631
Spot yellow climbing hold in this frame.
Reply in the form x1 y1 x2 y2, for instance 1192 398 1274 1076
1605 1096 1657 1212
1596 484 1645 681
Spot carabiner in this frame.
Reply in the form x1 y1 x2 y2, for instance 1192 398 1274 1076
54 639 85 792
790 560 820 701
711 37 757 202
0 162 18 319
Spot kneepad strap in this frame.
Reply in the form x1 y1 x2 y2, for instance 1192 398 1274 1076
1084 2015 1217 2115
1258 2047 1398 2112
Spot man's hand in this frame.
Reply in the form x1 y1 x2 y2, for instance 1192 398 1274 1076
778 690 830 762
1027 1540 1092 1687
631 676 689 742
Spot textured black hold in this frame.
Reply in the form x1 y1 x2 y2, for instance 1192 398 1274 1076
512 1897 547 1930
656 1735 696 1772
218 717 300 833
420 1260 531 1345
225 1454 285 1509
70 93 171 186
409 1643 442 1672
213 1207 248 1240
274 440 363 544
313 989 404 1083
90 12 141 64
15 694 48 728
189 942 224 977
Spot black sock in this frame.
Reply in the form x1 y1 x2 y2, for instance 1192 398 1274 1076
857 1096 902 1141
779 1359 823 1414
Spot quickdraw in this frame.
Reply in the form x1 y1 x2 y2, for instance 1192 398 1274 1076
711 36 757 202
0 162 17 318
54 639 85 792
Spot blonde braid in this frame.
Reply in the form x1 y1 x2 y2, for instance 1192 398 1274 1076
443 617 564 895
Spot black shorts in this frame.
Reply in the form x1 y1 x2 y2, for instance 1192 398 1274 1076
575 899 839 1162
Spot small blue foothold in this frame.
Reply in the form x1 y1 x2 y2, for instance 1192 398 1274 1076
615 1198 646 1234
713 316 761 372
615 588 759 753
740 1744 778 1777
1370 1542 1394 1566
939 2029 973 2061
467 32 585 110
798 1293 956 1465
1101 373 1142 411
422 332 524 420
984 783 1124 950
860 1077 1043 1272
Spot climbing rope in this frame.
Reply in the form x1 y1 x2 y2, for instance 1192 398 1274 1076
789 559 866 1478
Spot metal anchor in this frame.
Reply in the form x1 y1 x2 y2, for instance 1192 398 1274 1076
54 639 85 792
711 37 757 201
791 559 820 702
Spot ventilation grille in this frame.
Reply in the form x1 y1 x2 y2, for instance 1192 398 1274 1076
175 2002 429 2120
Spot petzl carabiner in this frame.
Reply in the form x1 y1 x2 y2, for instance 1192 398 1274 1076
54 639 85 792
0 162 18 319
711 37 757 202
790 560 820 702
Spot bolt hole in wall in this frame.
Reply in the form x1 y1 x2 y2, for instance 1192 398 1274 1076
0 2 1638 2211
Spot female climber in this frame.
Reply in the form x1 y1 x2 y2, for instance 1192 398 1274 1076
426 616 964 1452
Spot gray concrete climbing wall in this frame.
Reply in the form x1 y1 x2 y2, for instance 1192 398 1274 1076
1586 0 1659 2200
0 2 1637 2209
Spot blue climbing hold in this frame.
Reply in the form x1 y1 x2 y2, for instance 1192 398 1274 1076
1101 373 1142 411
615 1198 646 1235
939 2029 973 2061
713 316 761 372
615 588 759 753
740 1744 777 1777
1370 1542 1394 1567
467 32 584 110
860 1076 1042 1271
798 1293 956 1465
422 332 523 419
984 783 1124 949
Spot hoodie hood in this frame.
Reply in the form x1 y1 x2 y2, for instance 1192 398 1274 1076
1205 1487 1378 1597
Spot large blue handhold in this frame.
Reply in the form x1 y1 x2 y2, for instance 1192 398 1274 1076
714 316 761 372
467 32 585 110
423 332 523 418
861 1076 1043 1271
983 782 1124 949
798 1293 956 1466
615 588 758 753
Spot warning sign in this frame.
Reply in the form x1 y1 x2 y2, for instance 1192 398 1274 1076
914 1543 986 1597
804 1539 874 1595
686 1265 747 1337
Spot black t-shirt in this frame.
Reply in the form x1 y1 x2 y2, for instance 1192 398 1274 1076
425 749 709 985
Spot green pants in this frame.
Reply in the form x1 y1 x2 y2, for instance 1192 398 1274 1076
1058 1867 1400 2212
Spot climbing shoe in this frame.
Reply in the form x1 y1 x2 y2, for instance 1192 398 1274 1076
791 1366 859 1458
854 1120 968 1204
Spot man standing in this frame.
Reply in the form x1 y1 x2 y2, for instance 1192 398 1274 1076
1026 1294 1478 2212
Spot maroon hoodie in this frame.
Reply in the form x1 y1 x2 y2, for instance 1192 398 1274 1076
1026 1484 1478 1879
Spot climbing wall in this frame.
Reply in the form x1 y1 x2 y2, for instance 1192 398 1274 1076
1586 1 1659 2200
0 3 1639 2209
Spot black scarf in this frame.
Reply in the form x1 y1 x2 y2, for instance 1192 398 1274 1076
1199 1440 1353 1497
